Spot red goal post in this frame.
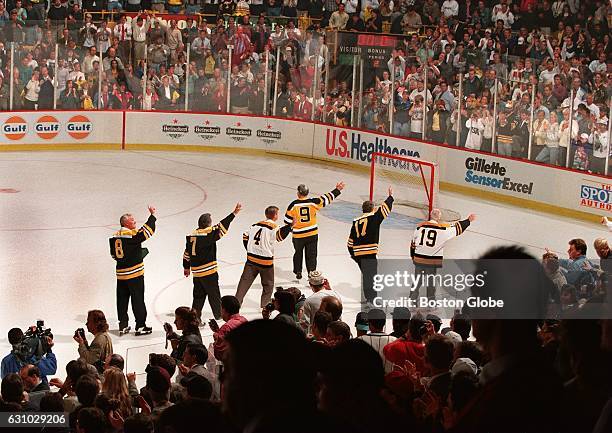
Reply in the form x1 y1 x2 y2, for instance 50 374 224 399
369 152 438 220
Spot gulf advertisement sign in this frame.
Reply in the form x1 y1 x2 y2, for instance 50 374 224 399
66 115 92 139
2 116 28 140
35 115 60 139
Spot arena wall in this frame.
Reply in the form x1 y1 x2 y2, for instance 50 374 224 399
1 110 610 221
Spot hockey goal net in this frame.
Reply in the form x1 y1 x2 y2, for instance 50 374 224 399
369 152 441 220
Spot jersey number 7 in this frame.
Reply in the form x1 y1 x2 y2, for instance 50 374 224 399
418 229 437 247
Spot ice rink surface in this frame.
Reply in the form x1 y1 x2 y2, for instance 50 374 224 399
0 150 606 381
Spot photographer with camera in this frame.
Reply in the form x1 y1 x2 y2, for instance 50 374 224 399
261 289 301 330
164 307 202 362
75 310 113 370
1 326 57 385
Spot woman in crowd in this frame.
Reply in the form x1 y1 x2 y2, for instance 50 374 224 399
408 94 426 139
212 81 227 113
23 69 40 110
428 99 450 144
0 76 8 111
532 109 551 161
481 107 494 153
536 111 561 165
102 367 133 420
165 307 202 362
558 107 578 166
61 79 81 109
140 85 159 111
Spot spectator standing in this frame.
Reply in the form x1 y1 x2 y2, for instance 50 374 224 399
357 308 396 373
302 271 340 325
465 110 485 150
209 296 247 362
590 120 609 174
536 111 561 165
548 239 593 288
23 69 40 110
75 310 113 370
329 3 348 30
37 66 54 110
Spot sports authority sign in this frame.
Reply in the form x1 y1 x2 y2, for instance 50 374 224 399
580 179 612 212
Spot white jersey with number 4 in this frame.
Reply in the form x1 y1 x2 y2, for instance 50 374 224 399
411 219 471 267
243 220 291 267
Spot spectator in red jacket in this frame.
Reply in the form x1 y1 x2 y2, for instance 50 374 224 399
209 296 247 362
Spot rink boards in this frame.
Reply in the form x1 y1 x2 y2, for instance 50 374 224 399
1 110 610 221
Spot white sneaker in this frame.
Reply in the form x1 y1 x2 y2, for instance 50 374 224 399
119 326 131 336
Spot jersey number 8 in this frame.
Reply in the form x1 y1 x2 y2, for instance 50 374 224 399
114 239 124 259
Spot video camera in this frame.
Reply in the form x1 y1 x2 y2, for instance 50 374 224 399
13 320 53 363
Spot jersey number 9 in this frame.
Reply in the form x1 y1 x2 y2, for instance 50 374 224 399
299 207 311 223
418 229 437 247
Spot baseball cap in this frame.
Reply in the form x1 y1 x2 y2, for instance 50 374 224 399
355 312 369 331
426 313 442 329
367 308 387 321
391 307 411 320
451 357 478 376
308 270 325 286
180 372 213 399
580 133 589 140
445 330 463 344
146 366 171 393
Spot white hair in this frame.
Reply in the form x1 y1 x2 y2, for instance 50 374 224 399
431 209 442 222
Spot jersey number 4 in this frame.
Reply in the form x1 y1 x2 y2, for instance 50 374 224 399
354 218 368 238
114 239 124 259
253 228 263 245
418 229 437 247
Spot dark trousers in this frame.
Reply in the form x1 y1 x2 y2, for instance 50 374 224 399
117 276 147 329
353 255 377 303
235 262 275 307
292 235 318 275
192 274 221 320
410 264 438 300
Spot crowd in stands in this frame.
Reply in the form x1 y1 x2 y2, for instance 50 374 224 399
0 0 610 172
0 243 611 433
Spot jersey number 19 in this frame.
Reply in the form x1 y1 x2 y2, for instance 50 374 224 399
418 229 437 247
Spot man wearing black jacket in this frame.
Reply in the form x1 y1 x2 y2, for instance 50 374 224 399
183 203 242 320
110 205 156 336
